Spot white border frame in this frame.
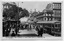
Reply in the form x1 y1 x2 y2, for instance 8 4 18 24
0 0 63 41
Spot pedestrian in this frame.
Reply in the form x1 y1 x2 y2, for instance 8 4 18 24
11 31 16 37
36 25 40 36
37 25 43 37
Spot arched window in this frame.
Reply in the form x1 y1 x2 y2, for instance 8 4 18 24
53 18 54 21
49 14 51 16
52 14 54 16
49 18 51 21
46 14 48 16
43 14 45 16
45 17 48 21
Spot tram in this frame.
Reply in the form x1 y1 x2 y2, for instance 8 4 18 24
37 21 61 36
51 21 61 36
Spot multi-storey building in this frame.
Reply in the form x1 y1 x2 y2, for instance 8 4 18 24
44 3 61 21
53 3 61 21
44 3 54 21
32 3 54 21
3 2 16 10
32 2 61 36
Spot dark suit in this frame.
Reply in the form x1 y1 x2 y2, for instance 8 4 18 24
38 27 43 37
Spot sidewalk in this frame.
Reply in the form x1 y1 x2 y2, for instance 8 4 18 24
43 33 55 37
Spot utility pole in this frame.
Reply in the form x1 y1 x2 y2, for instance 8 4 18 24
28 9 32 30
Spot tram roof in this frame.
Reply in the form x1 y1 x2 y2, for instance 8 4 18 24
37 21 60 24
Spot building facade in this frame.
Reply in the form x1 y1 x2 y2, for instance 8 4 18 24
31 2 61 36
33 2 61 22
53 3 61 21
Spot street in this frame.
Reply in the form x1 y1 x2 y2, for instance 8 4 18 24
17 29 55 37
17 29 38 37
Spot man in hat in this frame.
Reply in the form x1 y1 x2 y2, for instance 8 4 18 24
37 25 43 37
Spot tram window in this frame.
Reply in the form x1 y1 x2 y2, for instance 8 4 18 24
52 25 54 27
58 24 61 27
55 24 57 27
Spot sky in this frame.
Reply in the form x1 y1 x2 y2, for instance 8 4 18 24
16 2 51 12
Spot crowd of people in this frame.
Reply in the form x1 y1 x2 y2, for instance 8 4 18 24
3 21 20 36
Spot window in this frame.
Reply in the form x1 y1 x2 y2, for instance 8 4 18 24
49 14 51 16
55 24 57 27
58 24 61 27
56 10 61 14
46 17 48 21
43 17 45 21
43 14 46 16
49 18 51 21
55 10 61 16
53 10 61 16
48 18 49 21
52 14 54 16
52 24 54 27
46 14 48 16
43 17 48 21
10 6 12 8
3 6 7 8
53 4 61 9
7 6 9 9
